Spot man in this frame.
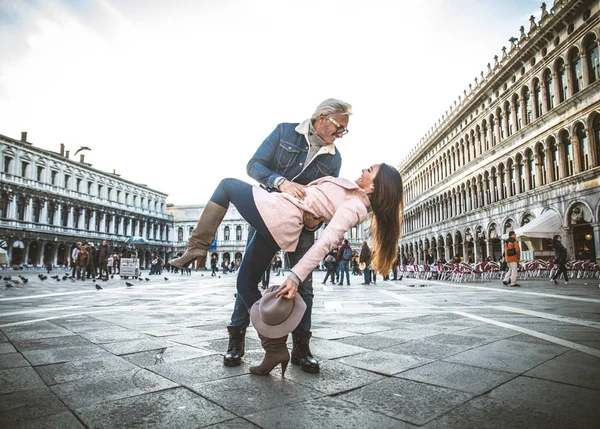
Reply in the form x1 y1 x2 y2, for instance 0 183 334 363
71 242 82 278
425 249 434 265
337 239 352 285
224 98 352 373
502 231 521 287
98 240 112 281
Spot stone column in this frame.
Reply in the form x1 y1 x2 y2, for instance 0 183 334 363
109 215 115 234
25 196 33 222
79 208 86 230
540 80 549 114
535 153 544 187
494 117 502 146
520 95 528 127
545 146 555 182
502 111 509 138
487 122 494 148
514 163 522 194
41 200 48 227
68 206 74 229
55 203 62 226
581 50 591 87
10 194 17 220
90 210 97 232
552 72 561 105
571 135 583 174
565 60 574 97
24 241 30 265
587 126 598 168
486 239 493 260
557 141 568 179
38 241 45 266
511 100 519 132
592 224 600 261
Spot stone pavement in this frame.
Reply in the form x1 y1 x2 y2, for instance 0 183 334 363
1 268 599 428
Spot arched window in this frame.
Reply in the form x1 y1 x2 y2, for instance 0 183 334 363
533 78 542 117
476 126 483 155
556 58 567 102
527 150 536 189
62 204 69 227
16 195 26 221
518 157 525 193
522 87 531 125
490 114 497 146
506 102 514 136
236 225 242 241
507 160 516 196
569 48 583 94
497 109 505 140
498 164 506 199
586 35 599 83
178 227 183 242
549 137 559 181
224 226 230 241
32 198 42 223
482 120 489 150
544 69 555 110
0 192 9 219
575 123 589 171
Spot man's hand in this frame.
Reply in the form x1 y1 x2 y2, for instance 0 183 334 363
276 277 299 299
279 180 307 200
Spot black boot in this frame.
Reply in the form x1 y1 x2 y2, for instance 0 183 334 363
223 326 246 367
291 331 319 373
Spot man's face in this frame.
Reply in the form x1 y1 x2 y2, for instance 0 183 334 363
314 114 350 145
102 240 107 246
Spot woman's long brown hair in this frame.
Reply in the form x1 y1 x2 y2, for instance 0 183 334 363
369 163 403 274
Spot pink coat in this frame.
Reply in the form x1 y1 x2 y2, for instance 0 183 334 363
253 177 371 283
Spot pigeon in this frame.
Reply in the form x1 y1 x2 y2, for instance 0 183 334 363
164 277 169 281
218 276 221 278
22 278 28 284
62 276 68 281
201 274 204 276
92 279 96 283
95 284 102 290
138 278 143 281
145 278 150 281
102 278 107 282
3 276 11 281
73 146 91 156
56 278 61 282
50 275 59 279
126 282 133 287
5 283 12 288
11 279 22 285
111 275 114 279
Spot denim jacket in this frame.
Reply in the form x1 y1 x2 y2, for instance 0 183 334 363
246 120 342 187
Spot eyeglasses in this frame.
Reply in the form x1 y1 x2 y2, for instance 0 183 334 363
326 116 349 136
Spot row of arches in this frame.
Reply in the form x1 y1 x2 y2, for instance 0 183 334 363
404 111 600 232
405 31 600 201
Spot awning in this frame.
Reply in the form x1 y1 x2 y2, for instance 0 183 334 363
502 210 563 240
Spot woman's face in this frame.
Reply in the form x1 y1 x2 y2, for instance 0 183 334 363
356 164 381 194
557 235 562 241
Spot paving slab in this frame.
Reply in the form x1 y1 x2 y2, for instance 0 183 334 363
337 350 432 376
487 376 600 422
2 322 74 341
0 366 47 394
426 395 595 429
50 368 178 408
21 344 113 366
0 387 73 426
335 333 409 350
99 337 178 355
381 338 472 360
523 349 600 390
338 377 473 426
12 335 94 351
0 342 16 354
308 337 369 360
191 374 323 416
444 338 568 373
0 352 30 369
284 359 386 395
120 344 216 367
203 418 261 429
35 354 140 385
74 387 235 428
246 396 417 429
396 360 516 394
9 411 85 429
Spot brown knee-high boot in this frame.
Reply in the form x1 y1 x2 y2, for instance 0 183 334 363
250 334 290 377
169 201 227 268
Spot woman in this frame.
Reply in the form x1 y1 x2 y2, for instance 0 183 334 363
322 250 338 284
170 163 403 375
551 235 569 285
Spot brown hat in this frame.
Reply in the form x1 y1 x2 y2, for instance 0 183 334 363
250 286 306 338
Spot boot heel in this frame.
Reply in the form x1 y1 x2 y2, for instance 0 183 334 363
281 359 289 378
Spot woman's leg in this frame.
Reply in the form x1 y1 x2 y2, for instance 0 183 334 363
172 179 278 267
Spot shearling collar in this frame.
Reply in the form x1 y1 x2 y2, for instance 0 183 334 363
295 119 336 155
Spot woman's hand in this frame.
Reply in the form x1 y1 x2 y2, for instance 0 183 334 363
276 277 299 299
279 180 307 200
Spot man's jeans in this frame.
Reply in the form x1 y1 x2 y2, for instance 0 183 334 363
338 260 350 284
286 228 315 333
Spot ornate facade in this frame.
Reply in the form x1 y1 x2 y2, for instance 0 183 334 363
0 132 173 268
399 0 600 264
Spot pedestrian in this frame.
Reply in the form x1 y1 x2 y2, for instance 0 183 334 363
502 231 521 287
216 98 350 373
359 241 372 285
98 240 112 280
211 254 218 276
425 248 434 265
337 239 352 285
392 252 401 280
322 251 337 284
71 242 81 278
170 163 403 376
76 245 90 280
551 234 570 285
45 260 52 274
107 254 113 276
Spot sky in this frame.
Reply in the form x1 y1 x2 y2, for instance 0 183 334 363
0 0 543 204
